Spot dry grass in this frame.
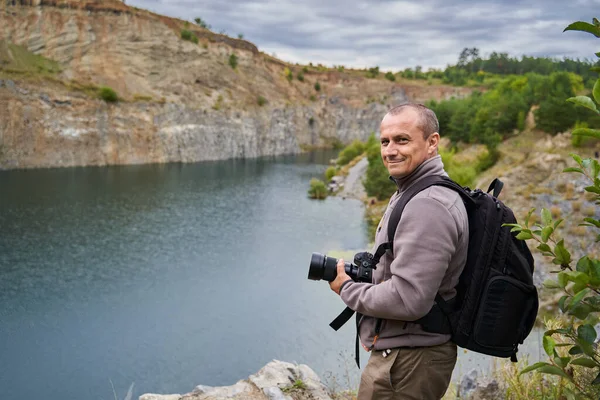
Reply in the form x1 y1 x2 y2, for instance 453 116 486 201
572 200 583 212
568 226 588 237
583 206 596 217
550 206 562 218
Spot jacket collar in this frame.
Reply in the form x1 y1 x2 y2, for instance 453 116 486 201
389 155 446 193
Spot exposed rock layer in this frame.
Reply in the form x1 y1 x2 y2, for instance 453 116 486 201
0 1 471 169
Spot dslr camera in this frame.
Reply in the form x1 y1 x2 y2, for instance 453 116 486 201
307 251 378 283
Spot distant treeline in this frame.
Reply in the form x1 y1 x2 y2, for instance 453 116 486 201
427 72 600 150
398 48 600 87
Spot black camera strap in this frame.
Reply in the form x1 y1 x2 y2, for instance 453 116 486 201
329 242 391 367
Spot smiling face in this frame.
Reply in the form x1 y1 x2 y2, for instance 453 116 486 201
380 109 440 179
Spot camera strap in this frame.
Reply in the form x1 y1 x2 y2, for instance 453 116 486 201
329 242 391 368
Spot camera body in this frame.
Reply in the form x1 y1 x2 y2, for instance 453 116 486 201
308 251 378 283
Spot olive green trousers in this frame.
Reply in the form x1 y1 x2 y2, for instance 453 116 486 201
357 341 457 400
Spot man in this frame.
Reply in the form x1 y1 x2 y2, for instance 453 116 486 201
329 103 469 400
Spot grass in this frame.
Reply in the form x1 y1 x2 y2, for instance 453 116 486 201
282 379 307 393
0 40 61 77
99 86 118 102
181 29 199 44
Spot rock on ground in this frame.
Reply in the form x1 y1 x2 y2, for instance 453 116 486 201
139 360 333 400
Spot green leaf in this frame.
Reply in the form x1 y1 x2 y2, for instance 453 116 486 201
572 153 583 166
578 324 597 343
554 356 571 368
571 357 597 367
563 167 584 174
594 17 600 27
567 96 599 113
537 243 552 253
541 226 553 242
564 21 600 37
570 288 590 308
538 365 571 379
576 256 592 274
573 128 600 138
525 208 535 227
594 79 600 104
543 279 562 289
554 219 564 229
558 272 569 289
541 208 552 226
554 240 572 266
520 362 550 375
585 185 600 194
570 303 593 320
572 280 588 294
569 346 583 355
543 335 556 357
583 218 600 228
593 159 600 179
567 271 589 284
559 295 569 312
516 231 533 240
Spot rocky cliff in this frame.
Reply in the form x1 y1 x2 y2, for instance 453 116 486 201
0 0 471 169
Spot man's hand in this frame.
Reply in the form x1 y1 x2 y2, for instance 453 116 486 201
329 258 352 295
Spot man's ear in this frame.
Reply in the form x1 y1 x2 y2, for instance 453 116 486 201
428 132 440 154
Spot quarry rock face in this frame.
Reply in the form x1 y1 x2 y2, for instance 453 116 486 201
0 0 470 169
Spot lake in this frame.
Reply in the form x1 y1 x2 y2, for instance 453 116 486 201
0 151 543 400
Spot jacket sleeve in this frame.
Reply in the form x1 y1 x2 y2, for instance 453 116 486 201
340 196 459 321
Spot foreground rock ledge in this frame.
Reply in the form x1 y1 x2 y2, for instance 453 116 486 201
140 360 333 400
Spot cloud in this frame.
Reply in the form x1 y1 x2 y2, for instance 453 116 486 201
128 0 600 70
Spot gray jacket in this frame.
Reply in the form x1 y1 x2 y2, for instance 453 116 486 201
340 155 469 350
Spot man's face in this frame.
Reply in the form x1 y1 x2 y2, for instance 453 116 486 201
379 110 439 179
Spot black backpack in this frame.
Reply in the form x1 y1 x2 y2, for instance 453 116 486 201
387 175 539 361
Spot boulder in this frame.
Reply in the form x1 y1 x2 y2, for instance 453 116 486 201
139 360 333 400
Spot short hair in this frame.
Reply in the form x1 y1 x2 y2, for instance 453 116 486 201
386 103 439 139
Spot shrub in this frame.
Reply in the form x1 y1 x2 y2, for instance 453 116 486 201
257 96 267 106
284 67 293 82
509 19 600 400
194 17 211 30
314 82 321 91
364 141 396 200
297 71 304 81
237 33 244 39
366 66 379 78
336 140 366 166
302 66 309 73
308 178 328 199
325 166 337 181
309 95 316 101
228 54 238 69
385 71 396 82
181 29 198 44
99 86 118 102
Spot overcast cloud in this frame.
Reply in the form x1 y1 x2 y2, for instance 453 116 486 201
127 0 600 70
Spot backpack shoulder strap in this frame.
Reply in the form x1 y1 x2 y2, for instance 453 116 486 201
386 175 471 244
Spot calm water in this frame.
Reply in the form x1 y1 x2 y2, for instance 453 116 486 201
0 152 368 400
0 152 544 400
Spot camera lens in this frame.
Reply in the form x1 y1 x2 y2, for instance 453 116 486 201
308 253 339 282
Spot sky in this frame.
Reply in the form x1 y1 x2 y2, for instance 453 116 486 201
127 0 600 71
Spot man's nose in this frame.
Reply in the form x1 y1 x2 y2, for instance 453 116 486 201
384 144 397 157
